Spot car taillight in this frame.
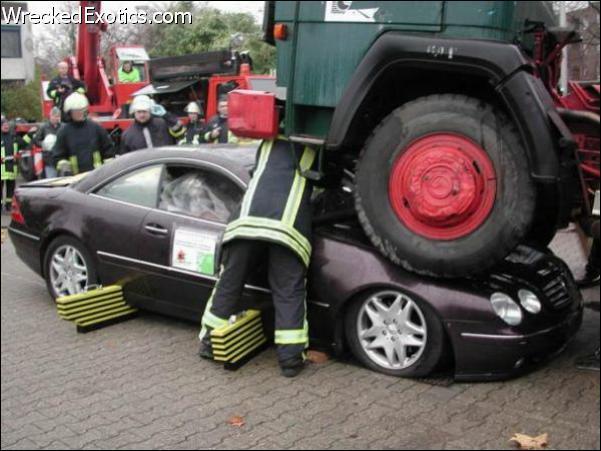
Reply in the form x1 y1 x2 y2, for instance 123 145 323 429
11 195 25 225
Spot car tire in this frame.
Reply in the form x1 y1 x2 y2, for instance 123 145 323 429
19 155 36 182
345 289 445 378
44 236 98 300
355 94 536 277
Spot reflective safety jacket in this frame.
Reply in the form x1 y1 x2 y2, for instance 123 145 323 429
180 120 206 145
118 67 141 83
46 76 86 106
203 115 238 144
1 132 30 181
52 120 113 174
222 138 317 267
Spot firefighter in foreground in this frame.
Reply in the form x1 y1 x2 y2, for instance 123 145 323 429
1 116 31 211
52 92 113 175
203 97 238 144
198 136 317 377
180 102 205 145
120 95 185 153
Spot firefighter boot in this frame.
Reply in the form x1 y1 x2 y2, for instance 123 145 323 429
279 355 305 378
198 328 214 360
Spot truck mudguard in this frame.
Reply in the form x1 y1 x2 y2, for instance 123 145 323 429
327 32 566 182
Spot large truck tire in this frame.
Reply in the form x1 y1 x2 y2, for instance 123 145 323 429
355 94 536 277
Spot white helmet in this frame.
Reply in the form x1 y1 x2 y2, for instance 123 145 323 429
63 92 89 113
42 134 57 151
184 102 201 114
130 95 153 114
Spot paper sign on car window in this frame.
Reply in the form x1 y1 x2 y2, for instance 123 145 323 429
171 227 219 275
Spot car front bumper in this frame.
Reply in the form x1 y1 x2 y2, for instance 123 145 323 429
448 306 584 381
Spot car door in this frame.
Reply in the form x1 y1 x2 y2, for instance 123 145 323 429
86 163 164 302
136 162 257 321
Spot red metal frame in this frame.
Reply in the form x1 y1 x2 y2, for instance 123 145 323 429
532 27 600 217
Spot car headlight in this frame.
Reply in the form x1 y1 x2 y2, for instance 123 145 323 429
518 289 542 314
490 292 523 326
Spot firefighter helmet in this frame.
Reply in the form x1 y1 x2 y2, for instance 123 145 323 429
63 92 89 113
42 134 57 152
130 95 153 114
184 102 201 114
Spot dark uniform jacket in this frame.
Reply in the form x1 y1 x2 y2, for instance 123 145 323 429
34 122 63 165
222 138 317 267
46 75 86 110
203 115 237 144
52 120 113 173
120 117 182 154
182 119 205 144
1 132 30 180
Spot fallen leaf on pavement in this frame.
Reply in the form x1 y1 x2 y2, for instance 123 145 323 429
227 415 245 427
510 433 548 450
306 350 329 364
1 228 6 244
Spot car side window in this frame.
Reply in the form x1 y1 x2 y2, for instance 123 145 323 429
95 165 163 208
158 165 243 223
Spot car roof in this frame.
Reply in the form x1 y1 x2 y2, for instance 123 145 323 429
75 144 259 192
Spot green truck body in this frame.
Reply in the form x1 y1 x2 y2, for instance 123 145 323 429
272 1 556 140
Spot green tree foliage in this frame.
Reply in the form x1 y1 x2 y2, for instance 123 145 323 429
148 2 275 74
0 69 43 122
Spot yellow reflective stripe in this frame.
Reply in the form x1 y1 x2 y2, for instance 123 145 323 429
227 216 311 257
223 226 310 267
1 145 13 179
92 151 102 168
169 126 185 138
22 134 31 144
203 310 229 329
75 87 86 94
240 140 272 217
282 147 316 227
49 90 57 99
274 326 308 345
69 156 79 174
227 130 238 144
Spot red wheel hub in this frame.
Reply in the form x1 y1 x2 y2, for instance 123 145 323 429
389 133 497 240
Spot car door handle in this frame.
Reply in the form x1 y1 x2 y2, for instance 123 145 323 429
144 224 169 236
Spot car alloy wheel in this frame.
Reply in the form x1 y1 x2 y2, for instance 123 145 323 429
49 244 89 297
356 290 427 370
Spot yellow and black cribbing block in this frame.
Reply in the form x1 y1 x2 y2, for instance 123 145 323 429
55 285 138 333
210 309 268 370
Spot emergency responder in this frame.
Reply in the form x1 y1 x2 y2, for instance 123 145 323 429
52 92 113 175
46 61 86 120
33 107 63 178
1 116 30 211
203 97 238 144
198 136 317 377
180 102 205 145
118 60 141 83
120 95 185 153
